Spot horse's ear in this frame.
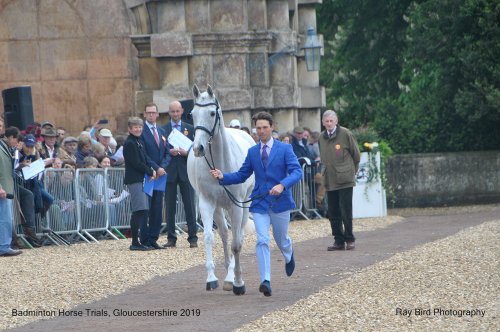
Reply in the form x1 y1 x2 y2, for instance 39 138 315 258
207 84 214 98
192 84 200 99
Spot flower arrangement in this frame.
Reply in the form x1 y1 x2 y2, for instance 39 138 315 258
353 126 394 203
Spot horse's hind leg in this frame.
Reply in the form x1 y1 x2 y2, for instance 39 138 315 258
199 198 218 290
214 208 233 291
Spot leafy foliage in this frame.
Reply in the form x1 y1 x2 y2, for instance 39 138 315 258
318 0 500 153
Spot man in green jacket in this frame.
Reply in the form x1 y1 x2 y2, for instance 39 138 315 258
318 110 360 251
0 115 22 256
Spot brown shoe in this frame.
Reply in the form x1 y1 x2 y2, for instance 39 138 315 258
346 242 355 250
189 242 198 248
163 240 176 248
327 243 345 251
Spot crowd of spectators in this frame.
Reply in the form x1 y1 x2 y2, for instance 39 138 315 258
0 112 325 256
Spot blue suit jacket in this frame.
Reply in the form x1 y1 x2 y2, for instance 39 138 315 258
141 124 171 172
222 140 303 213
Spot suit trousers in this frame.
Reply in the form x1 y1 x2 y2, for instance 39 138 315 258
327 187 355 244
165 180 198 243
141 190 164 245
253 210 293 282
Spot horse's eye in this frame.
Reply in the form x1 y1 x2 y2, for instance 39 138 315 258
210 111 216 117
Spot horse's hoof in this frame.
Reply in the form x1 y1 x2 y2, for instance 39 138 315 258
206 280 219 291
223 281 233 291
233 285 246 296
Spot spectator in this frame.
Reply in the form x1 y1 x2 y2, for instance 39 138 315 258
75 136 94 168
240 127 251 135
307 131 321 161
97 128 114 158
318 110 360 251
290 126 315 164
110 135 126 167
229 119 241 129
39 127 70 168
4 127 42 248
161 100 198 248
123 117 155 251
61 136 78 166
279 132 292 144
141 102 171 250
56 127 66 145
0 115 22 256
18 134 54 218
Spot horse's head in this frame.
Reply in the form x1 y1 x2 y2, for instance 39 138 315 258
191 84 223 157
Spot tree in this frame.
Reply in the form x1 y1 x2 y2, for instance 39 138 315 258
394 0 500 152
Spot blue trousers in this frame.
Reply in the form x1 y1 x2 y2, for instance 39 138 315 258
253 210 293 282
0 199 13 254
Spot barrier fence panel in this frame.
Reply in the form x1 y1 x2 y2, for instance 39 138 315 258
290 173 308 220
43 168 83 242
104 168 131 238
302 163 322 219
75 168 115 243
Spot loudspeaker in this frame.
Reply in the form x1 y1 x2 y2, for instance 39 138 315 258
2 86 34 130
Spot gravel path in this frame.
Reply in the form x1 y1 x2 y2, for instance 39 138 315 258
237 220 499 332
0 215 402 330
1 204 498 331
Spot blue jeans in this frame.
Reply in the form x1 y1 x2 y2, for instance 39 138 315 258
0 199 13 254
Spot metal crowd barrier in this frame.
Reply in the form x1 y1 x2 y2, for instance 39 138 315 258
74 168 119 243
104 168 132 238
290 161 323 220
15 162 322 248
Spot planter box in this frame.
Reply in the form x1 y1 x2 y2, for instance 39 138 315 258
353 152 387 218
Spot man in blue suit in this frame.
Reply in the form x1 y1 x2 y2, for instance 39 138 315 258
162 100 198 248
210 112 302 297
140 103 171 249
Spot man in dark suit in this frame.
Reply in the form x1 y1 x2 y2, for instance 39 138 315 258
162 100 198 248
140 103 171 249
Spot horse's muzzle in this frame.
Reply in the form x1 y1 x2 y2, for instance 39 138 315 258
193 144 205 157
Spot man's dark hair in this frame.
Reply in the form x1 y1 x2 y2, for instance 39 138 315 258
252 112 273 126
5 126 20 139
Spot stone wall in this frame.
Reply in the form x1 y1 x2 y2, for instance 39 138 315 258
386 151 500 207
0 0 136 135
127 0 325 132
1 0 325 135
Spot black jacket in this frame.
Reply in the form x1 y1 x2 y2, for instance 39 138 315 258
123 134 154 185
162 122 194 183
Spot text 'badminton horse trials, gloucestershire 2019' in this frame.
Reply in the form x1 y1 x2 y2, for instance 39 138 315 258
187 84 255 295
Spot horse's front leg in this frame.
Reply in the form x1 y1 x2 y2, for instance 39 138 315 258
229 206 245 295
199 197 218 291
214 208 233 291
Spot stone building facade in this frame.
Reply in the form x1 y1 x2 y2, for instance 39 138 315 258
0 0 324 135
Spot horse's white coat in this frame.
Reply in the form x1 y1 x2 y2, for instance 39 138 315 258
187 85 255 292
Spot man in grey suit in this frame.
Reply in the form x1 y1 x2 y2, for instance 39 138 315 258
162 101 198 248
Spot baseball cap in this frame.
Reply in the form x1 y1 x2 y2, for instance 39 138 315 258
99 128 113 137
62 136 78 145
23 134 36 147
229 119 241 128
